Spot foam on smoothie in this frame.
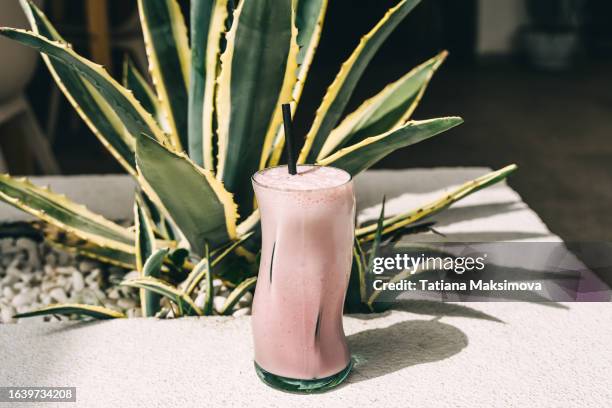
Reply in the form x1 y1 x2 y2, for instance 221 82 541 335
254 165 350 191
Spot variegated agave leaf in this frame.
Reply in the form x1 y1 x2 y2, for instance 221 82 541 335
299 0 422 163
356 165 519 241
42 224 135 269
135 135 238 254
189 0 230 169
13 304 126 320
318 117 463 176
121 275 203 317
0 175 134 253
122 56 162 124
268 0 329 167
135 197 163 317
216 0 299 216
138 0 190 149
319 51 448 159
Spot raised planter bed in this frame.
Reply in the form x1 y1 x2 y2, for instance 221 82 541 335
1 168 610 407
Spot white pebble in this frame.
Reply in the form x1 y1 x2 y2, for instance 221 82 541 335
1 306 16 323
117 298 136 309
2 286 15 299
71 271 85 291
6 261 22 277
107 288 120 300
56 276 68 288
1 274 19 286
44 253 57 266
105 304 122 313
49 287 68 303
13 282 26 291
78 261 96 273
20 272 34 284
11 291 34 308
213 279 223 288
194 292 206 309
0 238 14 252
79 291 98 305
213 296 226 312
232 308 250 317
57 252 71 265
15 238 40 268
123 271 140 281
85 269 101 284
238 292 253 306
56 266 77 276
126 308 142 318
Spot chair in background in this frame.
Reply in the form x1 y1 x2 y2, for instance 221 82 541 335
0 0 59 174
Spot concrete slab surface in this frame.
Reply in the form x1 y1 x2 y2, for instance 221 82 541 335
1 303 611 407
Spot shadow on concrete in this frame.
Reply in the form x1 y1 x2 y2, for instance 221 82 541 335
349 300 504 323
46 319 108 334
399 231 552 242
392 300 504 322
347 319 468 383
433 202 522 227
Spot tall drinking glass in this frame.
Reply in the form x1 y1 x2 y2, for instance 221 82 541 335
251 164 355 393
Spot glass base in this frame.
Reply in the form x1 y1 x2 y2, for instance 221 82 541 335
254 359 353 393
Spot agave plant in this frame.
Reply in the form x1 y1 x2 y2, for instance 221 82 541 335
0 0 516 319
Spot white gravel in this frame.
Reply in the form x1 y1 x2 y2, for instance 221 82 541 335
0 236 251 324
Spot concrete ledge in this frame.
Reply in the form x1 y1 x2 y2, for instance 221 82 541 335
1 168 610 406
1 303 611 407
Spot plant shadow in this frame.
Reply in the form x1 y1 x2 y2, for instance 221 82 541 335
346 318 468 383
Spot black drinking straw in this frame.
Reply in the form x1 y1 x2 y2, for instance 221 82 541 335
281 103 297 175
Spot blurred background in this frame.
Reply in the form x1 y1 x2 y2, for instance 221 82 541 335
0 0 611 244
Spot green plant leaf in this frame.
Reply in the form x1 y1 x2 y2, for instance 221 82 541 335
137 0 190 150
135 198 163 317
218 276 257 315
184 231 255 296
367 196 386 273
319 51 448 159
140 192 176 241
184 254 210 298
356 164 519 241
296 0 328 78
298 0 422 163
202 244 214 315
121 276 202 317
135 135 238 254
345 239 369 313
122 55 160 120
0 175 134 253
216 0 298 216
0 27 167 147
45 236 135 269
318 117 463 175
189 0 229 169
268 0 329 166
19 0 137 175
13 304 126 320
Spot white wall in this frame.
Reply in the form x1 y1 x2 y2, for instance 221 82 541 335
477 0 528 56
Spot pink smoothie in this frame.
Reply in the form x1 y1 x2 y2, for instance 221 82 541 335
251 165 355 380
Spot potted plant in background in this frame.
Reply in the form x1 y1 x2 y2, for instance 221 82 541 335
522 0 586 71
0 0 516 322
